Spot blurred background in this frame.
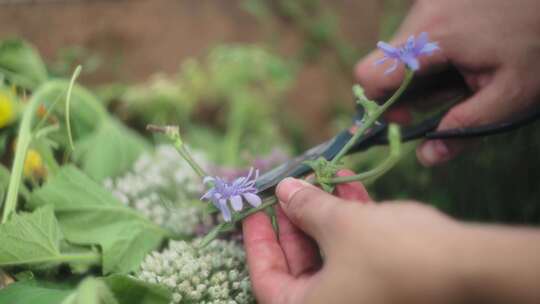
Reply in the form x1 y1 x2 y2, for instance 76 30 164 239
1 0 539 225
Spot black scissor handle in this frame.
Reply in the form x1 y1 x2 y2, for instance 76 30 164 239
361 66 540 143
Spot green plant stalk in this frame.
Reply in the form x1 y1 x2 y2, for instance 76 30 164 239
199 196 278 248
2 85 46 223
175 143 207 179
223 98 247 166
147 124 208 178
65 65 82 151
327 153 399 184
330 69 413 165
2 79 109 223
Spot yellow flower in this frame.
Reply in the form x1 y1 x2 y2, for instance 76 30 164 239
0 90 15 128
24 149 47 180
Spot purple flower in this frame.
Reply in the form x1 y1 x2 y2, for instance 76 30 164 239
375 32 439 74
201 168 262 222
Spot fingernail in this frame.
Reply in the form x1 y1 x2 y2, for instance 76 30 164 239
276 178 313 206
419 140 449 166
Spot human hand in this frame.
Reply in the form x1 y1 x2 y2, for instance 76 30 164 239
242 172 466 304
355 0 540 166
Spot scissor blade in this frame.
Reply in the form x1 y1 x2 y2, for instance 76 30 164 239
255 138 334 195
255 122 387 196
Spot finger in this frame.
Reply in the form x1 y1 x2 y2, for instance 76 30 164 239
275 178 343 247
383 105 414 125
416 72 513 166
276 205 322 277
243 211 293 301
333 169 371 203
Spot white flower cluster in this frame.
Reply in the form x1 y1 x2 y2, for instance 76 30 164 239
104 145 212 236
137 239 254 304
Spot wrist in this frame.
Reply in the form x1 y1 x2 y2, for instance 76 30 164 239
453 224 540 304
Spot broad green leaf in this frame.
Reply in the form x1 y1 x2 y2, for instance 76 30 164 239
73 118 150 181
104 275 170 304
29 166 167 274
62 277 118 304
0 39 48 90
0 205 98 270
0 280 72 304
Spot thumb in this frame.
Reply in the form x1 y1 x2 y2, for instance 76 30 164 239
276 177 344 246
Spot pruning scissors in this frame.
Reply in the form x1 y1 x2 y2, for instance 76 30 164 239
255 68 540 197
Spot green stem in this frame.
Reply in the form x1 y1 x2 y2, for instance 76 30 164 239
198 196 278 248
331 69 413 165
147 125 208 179
65 65 82 151
177 145 206 179
2 84 51 223
2 78 109 223
327 153 399 184
235 196 278 222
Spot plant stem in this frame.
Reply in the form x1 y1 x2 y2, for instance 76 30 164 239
2 85 49 223
330 69 413 165
147 124 208 178
65 65 82 151
327 152 399 184
198 196 277 248
177 145 207 179
235 196 277 221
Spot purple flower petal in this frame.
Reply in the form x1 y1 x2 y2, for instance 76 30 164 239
219 198 232 222
403 56 420 71
377 41 399 57
201 166 261 221
230 195 243 211
384 60 399 75
243 193 262 207
414 32 429 53
419 42 439 55
374 57 388 66
201 189 214 200
203 176 215 184
405 35 415 51
375 32 440 74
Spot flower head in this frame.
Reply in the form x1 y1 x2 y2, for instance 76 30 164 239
201 168 262 222
137 238 254 303
375 32 439 74
0 89 15 128
24 149 46 180
105 145 212 237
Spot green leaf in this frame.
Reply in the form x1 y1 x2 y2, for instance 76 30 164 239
0 280 72 304
0 39 48 90
73 119 150 181
104 274 171 304
29 166 167 274
0 205 99 269
62 277 118 304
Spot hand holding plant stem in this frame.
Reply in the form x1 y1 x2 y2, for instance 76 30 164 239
150 68 412 247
